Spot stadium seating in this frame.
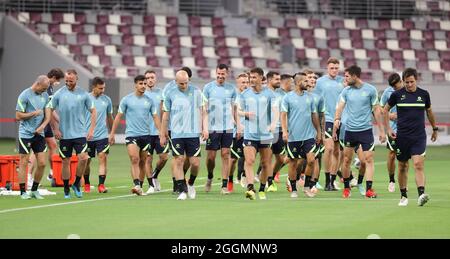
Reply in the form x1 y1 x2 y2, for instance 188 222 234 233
8 11 450 82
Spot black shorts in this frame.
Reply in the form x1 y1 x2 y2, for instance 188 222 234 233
395 135 426 162
287 139 316 159
125 135 151 152
87 138 110 158
325 121 340 142
206 131 233 150
18 135 46 154
231 138 244 159
386 135 397 152
271 131 286 155
148 135 169 155
59 138 87 158
243 139 272 150
44 124 53 138
344 129 374 152
170 138 201 157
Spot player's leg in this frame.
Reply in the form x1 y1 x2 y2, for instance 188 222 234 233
243 143 257 200
257 146 272 199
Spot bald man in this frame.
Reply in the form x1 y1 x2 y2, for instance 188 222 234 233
160 70 208 200
16 75 51 199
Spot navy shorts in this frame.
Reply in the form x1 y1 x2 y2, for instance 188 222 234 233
287 139 316 159
325 121 340 142
231 138 244 159
206 131 233 150
59 138 87 158
125 135 151 152
170 138 201 157
243 139 272 150
18 135 47 154
395 135 426 162
148 135 169 155
44 124 53 138
315 144 325 159
386 135 398 152
344 129 374 152
87 138 110 158
271 131 286 155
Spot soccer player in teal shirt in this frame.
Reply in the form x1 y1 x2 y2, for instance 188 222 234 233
160 70 208 200
236 67 279 200
144 70 169 194
380 73 403 193
333 65 385 199
203 64 237 194
109 75 161 196
49 69 97 199
384 68 438 207
281 72 321 198
83 77 113 194
16 75 51 200
314 57 344 191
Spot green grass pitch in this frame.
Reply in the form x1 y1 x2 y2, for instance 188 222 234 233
1 139 449 238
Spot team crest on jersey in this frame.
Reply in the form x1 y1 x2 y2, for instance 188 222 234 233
77 95 81 100
361 91 368 97
401 95 406 100
417 96 422 102
102 101 106 106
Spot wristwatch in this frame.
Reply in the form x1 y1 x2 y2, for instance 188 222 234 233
432 127 439 131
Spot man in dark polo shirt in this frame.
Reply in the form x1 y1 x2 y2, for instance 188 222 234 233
384 68 438 207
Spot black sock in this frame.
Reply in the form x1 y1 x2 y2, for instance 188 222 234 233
238 157 245 178
139 181 144 188
172 177 176 192
330 174 336 184
222 179 228 188
63 180 70 195
325 172 330 186
31 181 39 192
147 177 154 187
207 169 214 180
344 178 350 189
182 180 188 193
389 174 395 183
20 183 26 194
358 174 364 184
247 183 254 192
304 175 311 189
175 180 184 193
259 183 266 192
366 181 373 190
74 176 81 188
418 186 425 196
83 174 90 185
133 179 140 186
401 188 408 198
337 170 343 179
188 175 197 186
309 179 316 188
183 168 189 176
99 175 106 185
349 173 354 181
228 175 233 183
267 176 273 186
290 180 297 192
151 168 161 179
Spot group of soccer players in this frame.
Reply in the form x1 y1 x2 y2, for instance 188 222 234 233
15 57 439 206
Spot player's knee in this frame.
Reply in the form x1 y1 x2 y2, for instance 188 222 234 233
245 157 255 166
413 160 424 170
129 156 140 164
37 160 46 169
189 158 200 168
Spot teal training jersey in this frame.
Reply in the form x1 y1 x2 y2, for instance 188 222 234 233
340 83 378 132
86 93 112 141
271 87 288 131
163 85 204 139
314 75 344 123
237 87 277 141
380 86 398 133
281 91 317 142
119 93 156 137
145 88 163 136
16 87 50 138
50 85 93 140
203 80 237 131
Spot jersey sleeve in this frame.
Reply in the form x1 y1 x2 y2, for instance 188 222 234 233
424 90 431 109
107 97 113 114
310 96 317 113
16 92 28 112
370 86 379 106
281 95 289 113
118 97 127 114
387 91 398 108
163 94 171 112
49 91 59 110
318 96 325 113
85 93 94 110
340 88 347 103
202 84 210 103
